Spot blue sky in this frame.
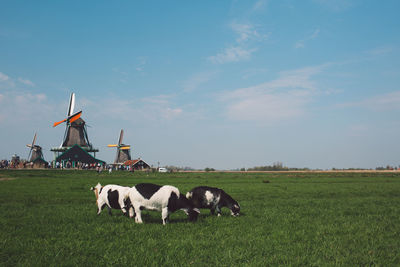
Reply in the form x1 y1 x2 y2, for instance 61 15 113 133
1 0 400 169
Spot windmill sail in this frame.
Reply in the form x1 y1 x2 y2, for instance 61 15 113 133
53 110 82 127
68 93 75 116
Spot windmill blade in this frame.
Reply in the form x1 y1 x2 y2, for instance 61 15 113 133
67 93 75 117
53 118 67 127
68 110 82 123
31 132 37 147
107 144 118 147
120 146 131 150
118 129 124 146
28 149 32 161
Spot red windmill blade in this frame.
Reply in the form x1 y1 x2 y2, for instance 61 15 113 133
53 93 82 127
53 110 82 127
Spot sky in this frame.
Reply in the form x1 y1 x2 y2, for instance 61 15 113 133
1 0 400 170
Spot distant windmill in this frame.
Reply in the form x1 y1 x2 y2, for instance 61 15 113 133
26 132 44 162
108 129 132 164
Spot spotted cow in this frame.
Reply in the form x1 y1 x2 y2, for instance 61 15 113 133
186 186 240 217
128 183 199 225
90 183 134 217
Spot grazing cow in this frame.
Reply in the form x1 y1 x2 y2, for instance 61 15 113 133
128 183 200 225
90 183 134 217
186 186 240 217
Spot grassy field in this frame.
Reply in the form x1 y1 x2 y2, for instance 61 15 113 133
0 170 400 266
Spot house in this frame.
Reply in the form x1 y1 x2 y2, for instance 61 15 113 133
55 144 105 168
123 159 151 171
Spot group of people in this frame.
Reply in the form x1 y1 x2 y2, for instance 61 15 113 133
0 160 9 169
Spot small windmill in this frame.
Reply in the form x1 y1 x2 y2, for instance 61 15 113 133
108 129 132 164
26 132 44 162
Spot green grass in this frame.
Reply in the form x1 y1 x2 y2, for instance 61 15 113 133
1 170 400 266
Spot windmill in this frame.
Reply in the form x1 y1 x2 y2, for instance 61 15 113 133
52 93 94 148
108 129 132 164
26 132 44 162
51 93 101 167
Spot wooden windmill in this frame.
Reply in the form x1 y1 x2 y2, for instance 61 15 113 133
51 93 101 167
108 129 132 164
26 132 44 162
53 93 91 148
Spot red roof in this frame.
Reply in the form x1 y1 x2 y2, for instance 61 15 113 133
123 159 139 166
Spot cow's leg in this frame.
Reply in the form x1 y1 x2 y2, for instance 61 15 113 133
134 205 143 223
119 197 127 215
216 205 222 217
210 207 215 215
161 207 170 225
97 200 106 215
107 205 112 216
128 206 135 218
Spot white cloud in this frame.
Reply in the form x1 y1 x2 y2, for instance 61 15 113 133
341 91 400 111
366 46 394 56
231 22 267 43
18 78 35 86
225 90 310 122
295 41 305 49
208 46 256 64
15 93 47 106
141 94 173 105
0 72 10 82
220 65 326 123
163 107 183 119
310 28 320 39
0 91 53 126
242 68 269 79
182 71 217 92
83 94 184 123
135 57 147 73
295 28 320 49
208 20 268 64
252 0 268 11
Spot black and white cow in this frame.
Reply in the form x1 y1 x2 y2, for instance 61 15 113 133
128 183 200 225
186 186 240 217
90 183 134 217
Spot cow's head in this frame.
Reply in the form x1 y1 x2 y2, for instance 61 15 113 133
188 208 200 222
90 183 102 203
179 194 200 222
230 203 240 217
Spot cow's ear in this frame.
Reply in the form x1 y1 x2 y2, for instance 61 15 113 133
90 187 94 191
234 204 239 209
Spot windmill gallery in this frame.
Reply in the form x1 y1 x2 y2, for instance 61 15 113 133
15 93 150 170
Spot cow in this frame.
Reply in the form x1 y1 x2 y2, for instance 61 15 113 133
90 183 134 217
128 183 200 225
186 186 240 217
